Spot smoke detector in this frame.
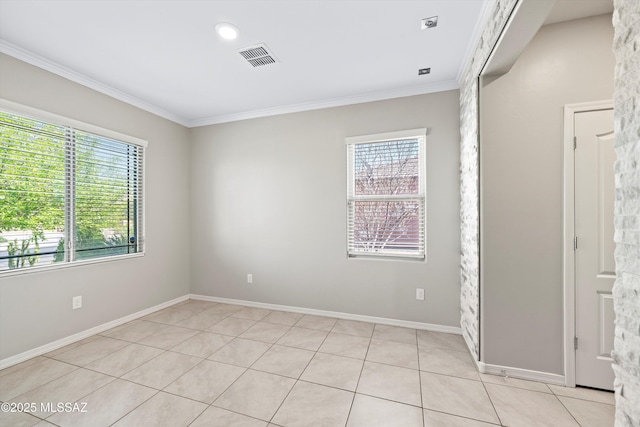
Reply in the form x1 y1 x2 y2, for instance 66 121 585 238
421 16 438 29
238 43 279 68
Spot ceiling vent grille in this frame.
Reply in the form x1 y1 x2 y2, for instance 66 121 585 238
238 43 278 67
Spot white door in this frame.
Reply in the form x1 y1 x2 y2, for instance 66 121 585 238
574 108 615 391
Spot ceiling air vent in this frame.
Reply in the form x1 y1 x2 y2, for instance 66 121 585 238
238 43 278 68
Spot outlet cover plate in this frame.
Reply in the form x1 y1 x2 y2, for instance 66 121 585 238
72 296 82 310
416 288 425 301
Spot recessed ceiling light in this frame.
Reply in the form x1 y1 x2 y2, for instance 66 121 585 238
215 22 239 40
421 16 438 29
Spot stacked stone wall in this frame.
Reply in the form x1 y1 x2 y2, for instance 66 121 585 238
459 0 518 358
461 1 639 424
612 1 640 425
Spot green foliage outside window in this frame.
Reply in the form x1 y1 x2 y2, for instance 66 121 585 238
1 110 139 271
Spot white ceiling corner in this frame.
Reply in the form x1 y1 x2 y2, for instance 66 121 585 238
0 39 191 127
0 1 490 128
455 0 498 84
188 79 461 127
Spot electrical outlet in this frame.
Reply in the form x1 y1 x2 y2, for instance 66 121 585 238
416 288 425 300
72 296 82 310
247 273 253 284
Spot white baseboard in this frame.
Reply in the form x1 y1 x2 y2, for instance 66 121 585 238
189 294 462 334
0 292 570 389
1 293 463 370
477 361 566 386
0 295 189 370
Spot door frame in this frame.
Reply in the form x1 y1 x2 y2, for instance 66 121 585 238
563 100 613 388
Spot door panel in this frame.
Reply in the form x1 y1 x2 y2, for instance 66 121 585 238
597 135 616 277
574 108 615 391
598 292 615 358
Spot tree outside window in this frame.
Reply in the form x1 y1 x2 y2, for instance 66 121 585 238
347 129 426 258
0 107 144 272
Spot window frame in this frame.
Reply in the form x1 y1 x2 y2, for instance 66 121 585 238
346 128 427 260
0 99 147 277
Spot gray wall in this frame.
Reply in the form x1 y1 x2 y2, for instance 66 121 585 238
189 91 462 326
0 54 192 360
480 15 614 375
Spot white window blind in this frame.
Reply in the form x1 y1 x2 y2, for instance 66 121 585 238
346 129 426 258
0 101 145 273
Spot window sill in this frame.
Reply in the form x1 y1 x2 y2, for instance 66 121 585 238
348 253 426 262
0 252 145 279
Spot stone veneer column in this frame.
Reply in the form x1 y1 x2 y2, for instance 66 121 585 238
612 1 640 425
461 1 639 424
458 0 517 359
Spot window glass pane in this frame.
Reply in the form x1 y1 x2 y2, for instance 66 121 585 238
0 112 66 271
347 131 425 258
354 139 419 196
1 105 144 274
349 200 422 253
74 131 139 260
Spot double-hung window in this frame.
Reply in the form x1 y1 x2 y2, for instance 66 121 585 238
0 100 146 274
346 128 426 259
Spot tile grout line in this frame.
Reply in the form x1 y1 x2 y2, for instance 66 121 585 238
215 319 281 424
2 361 82 405
425 408 504 426
80 304 245 425
2 302 223 425
263 323 307 425
416 329 426 427
480 380 504 426
7 368 94 423
267 316 339 425
327 319 362 427
487 380 614 405
163 309 276 425
5 300 609 426
548 385 615 405
554 392 586 426
105 388 162 426
343 324 375 426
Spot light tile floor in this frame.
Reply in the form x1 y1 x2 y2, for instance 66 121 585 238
0 300 615 426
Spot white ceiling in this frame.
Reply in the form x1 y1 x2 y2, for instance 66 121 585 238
543 0 612 26
0 0 490 127
0 0 613 128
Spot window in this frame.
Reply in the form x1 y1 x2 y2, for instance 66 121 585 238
346 129 426 258
0 100 146 273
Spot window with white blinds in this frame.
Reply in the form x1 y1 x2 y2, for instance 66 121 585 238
0 100 146 274
346 129 426 259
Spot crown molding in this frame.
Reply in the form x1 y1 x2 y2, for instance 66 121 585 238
188 79 460 127
2 40 460 129
0 40 190 127
456 0 498 84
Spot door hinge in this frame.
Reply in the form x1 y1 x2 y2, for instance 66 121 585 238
574 336 578 350
573 136 577 150
574 236 578 250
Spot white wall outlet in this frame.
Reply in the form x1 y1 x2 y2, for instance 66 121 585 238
416 288 425 300
247 273 253 284
72 295 82 310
